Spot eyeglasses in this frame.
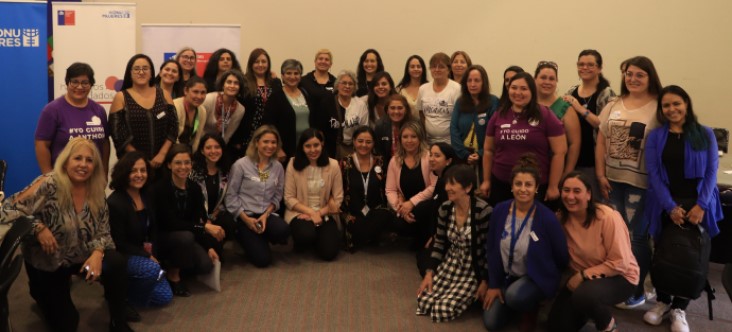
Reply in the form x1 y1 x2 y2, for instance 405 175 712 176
537 61 558 71
577 62 597 68
133 66 150 73
624 71 647 80
339 81 355 87
179 55 196 61
171 160 191 166
68 80 91 88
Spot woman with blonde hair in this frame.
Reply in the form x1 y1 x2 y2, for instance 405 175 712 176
1 138 132 331
226 125 290 267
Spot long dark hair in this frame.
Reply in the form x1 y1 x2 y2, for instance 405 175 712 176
557 171 598 228
385 94 413 126
620 56 662 97
430 142 456 176
356 49 384 90
122 54 156 90
657 85 709 151
203 48 242 92
500 65 524 99
367 71 397 122
577 49 610 91
155 59 184 97
396 55 428 90
192 133 232 175
293 128 329 171
458 65 491 114
244 48 275 95
498 72 542 123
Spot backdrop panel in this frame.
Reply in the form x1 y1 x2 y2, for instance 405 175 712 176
0 1 48 195
141 24 240 77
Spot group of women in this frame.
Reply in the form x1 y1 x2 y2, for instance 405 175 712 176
0 46 721 332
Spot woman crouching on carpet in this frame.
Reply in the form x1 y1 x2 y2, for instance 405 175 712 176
416 164 491 322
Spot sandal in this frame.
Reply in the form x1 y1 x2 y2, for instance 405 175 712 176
169 280 190 297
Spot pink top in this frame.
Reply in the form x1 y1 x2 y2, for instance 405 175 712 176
385 153 437 210
486 105 564 184
563 204 640 285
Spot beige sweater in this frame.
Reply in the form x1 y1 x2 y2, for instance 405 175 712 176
284 158 344 223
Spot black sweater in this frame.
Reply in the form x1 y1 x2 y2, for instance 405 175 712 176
108 189 157 258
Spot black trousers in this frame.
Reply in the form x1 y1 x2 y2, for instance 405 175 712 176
234 213 291 267
547 275 635 331
25 249 127 332
158 230 214 275
290 217 341 261
347 208 393 248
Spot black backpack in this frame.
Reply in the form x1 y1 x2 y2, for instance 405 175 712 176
651 223 710 299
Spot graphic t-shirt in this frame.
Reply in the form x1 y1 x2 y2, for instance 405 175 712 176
486 106 565 184
598 98 659 189
416 80 461 144
35 96 108 164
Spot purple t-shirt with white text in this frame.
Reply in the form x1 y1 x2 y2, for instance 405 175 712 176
486 105 564 184
35 96 108 164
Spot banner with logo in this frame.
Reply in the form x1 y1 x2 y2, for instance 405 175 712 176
141 24 241 77
52 2 136 108
0 1 48 194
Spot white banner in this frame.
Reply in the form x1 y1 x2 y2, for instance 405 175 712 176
141 24 241 77
52 2 136 110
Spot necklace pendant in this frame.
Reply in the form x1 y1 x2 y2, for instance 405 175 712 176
512 119 517 125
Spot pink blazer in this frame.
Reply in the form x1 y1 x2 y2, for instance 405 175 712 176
284 158 344 223
385 153 437 210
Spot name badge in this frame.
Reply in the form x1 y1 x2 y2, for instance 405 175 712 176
156 111 166 119
530 231 539 242
501 124 511 129
610 111 621 120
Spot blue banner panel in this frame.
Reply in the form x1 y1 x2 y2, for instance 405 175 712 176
0 2 48 194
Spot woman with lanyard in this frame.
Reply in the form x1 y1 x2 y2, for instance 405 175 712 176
339 126 391 251
316 69 369 159
173 76 208 153
108 151 173 308
535 61 582 176
483 154 569 331
202 69 246 146
230 48 281 158
450 65 499 181
563 50 616 197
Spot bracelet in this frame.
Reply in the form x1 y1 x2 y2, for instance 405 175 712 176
582 110 590 118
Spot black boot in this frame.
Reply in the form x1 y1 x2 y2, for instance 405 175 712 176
109 319 134 332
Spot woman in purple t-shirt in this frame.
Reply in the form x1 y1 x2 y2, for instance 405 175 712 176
480 72 567 207
35 62 110 175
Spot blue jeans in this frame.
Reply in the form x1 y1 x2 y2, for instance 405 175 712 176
608 181 650 298
483 276 544 330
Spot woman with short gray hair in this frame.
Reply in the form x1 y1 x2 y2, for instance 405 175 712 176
262 59 314 162
315 70 369 158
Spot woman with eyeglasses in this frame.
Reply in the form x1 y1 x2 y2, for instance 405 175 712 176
596 56 663 309
175 47 198 84
396 55 428 119
110 54 177 175
155 59 184 100
480 72 567 207
201 69 246 145
229 48 282 158
152 144 224 297
316 70 369 159
36 62 110 175
563 50 617 198
355 49 385 97
416 53 462 145
535 61 582 176
643 85 723 331
202 48 242 93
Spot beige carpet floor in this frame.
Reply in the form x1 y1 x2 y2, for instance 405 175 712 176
7 240 732 331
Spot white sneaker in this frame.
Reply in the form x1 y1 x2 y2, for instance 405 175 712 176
643 302 670 325
670 309 690 332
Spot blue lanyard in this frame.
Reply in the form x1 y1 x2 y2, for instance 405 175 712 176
508 201 536 271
